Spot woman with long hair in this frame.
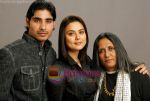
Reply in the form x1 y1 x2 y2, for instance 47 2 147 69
48 15 97 101
93 32 150 101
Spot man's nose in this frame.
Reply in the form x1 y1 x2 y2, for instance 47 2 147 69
40 22 46 30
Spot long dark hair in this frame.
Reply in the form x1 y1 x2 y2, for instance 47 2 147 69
58 15 89 65
92 32 137 72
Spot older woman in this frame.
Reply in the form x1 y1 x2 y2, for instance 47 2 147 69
93 32 150 101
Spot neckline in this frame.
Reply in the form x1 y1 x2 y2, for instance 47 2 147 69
106 71 117 74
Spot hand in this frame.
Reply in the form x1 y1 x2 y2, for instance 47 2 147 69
135 64 149 75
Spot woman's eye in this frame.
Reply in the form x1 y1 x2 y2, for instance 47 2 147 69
79 31 85 34
67 32 75 36
108 46 115 51
98 48 104 54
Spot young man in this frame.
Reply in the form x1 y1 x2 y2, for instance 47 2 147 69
0 1 56 101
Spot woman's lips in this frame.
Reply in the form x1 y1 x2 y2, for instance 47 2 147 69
105 59 113 63
74 42 82 45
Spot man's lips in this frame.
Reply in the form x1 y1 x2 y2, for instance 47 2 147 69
39 32 47 34
38 32 47 36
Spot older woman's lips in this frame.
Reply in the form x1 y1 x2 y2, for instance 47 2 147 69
105 59 113 63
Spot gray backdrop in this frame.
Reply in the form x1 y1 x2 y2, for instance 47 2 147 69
0 0 150 67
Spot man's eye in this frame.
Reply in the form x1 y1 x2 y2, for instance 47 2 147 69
34 19 39 23
46 20 53 23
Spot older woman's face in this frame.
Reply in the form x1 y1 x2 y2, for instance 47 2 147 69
98 38 117 71
65 21 86 52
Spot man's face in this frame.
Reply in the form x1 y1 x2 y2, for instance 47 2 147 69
26 9 55 44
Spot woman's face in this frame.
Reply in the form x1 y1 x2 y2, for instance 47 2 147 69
65 21 86 52
98 38 117 71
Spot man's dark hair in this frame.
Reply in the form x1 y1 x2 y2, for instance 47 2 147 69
25 0 56 32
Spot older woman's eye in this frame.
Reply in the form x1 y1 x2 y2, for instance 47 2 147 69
108 46 115 51
98 48 104 54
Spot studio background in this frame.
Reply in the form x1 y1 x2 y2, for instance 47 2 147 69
0 0 150 67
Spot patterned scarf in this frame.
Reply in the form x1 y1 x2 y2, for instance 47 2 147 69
93 71 131 101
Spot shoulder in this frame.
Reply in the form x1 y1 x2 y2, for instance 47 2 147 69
0 47 12 60
1 39 27 57
130 71 150 101
47 46 56 59
131 71 149 78
85 55 92 66
46 40 56 56
86 55 92 62
48 47 56 56
54 59 68 67
50 59 65 68
5 39 26 49
131 71 150 83
85 55 92 61
0 39 24 57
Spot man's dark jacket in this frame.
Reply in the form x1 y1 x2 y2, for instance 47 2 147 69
0 33 56 101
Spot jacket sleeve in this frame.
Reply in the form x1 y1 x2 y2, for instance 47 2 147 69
141 74 150 101
0 48 15 101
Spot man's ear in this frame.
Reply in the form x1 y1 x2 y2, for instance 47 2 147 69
53 21 56 31
26 17 30 27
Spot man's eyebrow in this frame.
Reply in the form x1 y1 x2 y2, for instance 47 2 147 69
32 16 41 20
45 18 53 20
32 16 53 20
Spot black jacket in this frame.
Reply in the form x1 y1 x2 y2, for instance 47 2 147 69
0 33 56 101
48 55 97 101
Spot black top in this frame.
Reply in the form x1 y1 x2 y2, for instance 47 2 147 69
98 71 150 101
98 72 117 101
47 55 97 101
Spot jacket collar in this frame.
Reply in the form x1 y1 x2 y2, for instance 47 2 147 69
67 55 77 66
22 32 52 50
